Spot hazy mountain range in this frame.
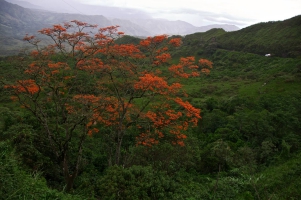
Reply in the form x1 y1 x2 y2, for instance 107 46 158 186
2 0 239 37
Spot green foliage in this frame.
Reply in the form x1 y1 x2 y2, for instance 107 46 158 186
97 165 176 200
254 152 301 199
183 28 226 45
0 141 82 200
115 35 142 45
173 15 301 59
216 15 301 57
181 28 226 57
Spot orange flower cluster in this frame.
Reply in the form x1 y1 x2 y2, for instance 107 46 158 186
154 53 171 65
70 20 96 27
111 44 144 59
139 35 168 47
156 47 168 54
139 107 192 147
23 34 35 41
140 39 151 47
73 94 100 105
174 97 201 125
201 68 211 75
87 128 99 136
5 79 39 95
169 38 182 47
136 133 159 147
89 97 123 127
168 57 213 78
98 25 120 36
145 111 164 127
69 96 119 131
170 128 187 147
38 28 54 35
52 24 67 32
77 58 104 73
24 63 41 74
169 64 190 78
48 62 68 70
153 35 168 43
172 140 185 146
168 56 199 78
134 74 168 92
145 109 183 128
165 109 183 121
65 103 74 114
199 58 213 68
30 50 39 57
24 62 72 87
199 58 213 75
134 73 184 95
180 56 195 65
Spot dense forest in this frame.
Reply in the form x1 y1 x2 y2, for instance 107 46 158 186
0 15 301 200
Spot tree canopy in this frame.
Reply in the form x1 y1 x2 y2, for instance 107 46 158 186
3 20 212 192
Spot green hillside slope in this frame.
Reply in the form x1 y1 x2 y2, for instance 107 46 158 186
216 15 301 57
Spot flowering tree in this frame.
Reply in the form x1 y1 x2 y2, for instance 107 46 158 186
3 20 213 191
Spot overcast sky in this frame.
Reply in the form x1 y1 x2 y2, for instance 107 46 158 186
20 0 301 28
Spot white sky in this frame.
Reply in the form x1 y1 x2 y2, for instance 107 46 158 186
22 0 301 28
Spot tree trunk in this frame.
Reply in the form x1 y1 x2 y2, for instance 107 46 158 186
62 136 84 192
115 132 123 165
115 123 127 166
62 152 78 192
65 174 76 192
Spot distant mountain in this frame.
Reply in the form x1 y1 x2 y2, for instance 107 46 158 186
0 0 150 35
130 19 196 35
190 24 239 33
5 0 241 33
127 19 238 36
1 0 239 36
5 0 44 10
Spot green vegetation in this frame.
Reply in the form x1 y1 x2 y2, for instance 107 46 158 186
174 15 301 59
0 15 301 199
216 16 301 58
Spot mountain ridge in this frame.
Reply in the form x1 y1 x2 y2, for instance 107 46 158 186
2 0 240 36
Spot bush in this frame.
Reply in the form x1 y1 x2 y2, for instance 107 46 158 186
96 165 176 200
0 141 82 200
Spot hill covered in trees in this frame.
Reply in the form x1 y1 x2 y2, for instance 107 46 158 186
216 15 301 58
181 15 301 58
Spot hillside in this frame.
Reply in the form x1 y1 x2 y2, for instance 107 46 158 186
215 15 301 57
174 15 301 59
